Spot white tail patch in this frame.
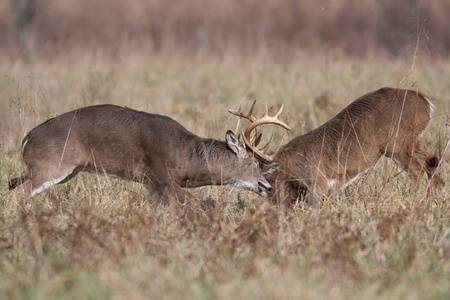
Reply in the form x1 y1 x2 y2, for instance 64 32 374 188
419 95 434 139
421 94 434 114
22 139 28 155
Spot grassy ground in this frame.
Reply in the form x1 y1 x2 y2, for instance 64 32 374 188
1 55 449 299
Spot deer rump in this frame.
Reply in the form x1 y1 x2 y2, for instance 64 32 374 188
9 104 276 201
266 87 443 202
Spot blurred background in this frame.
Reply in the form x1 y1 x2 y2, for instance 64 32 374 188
1 3 449 299
2 0 449 61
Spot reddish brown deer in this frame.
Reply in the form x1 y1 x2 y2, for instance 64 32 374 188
9 104 282 202
230 87 444 203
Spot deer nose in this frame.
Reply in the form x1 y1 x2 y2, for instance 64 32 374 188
258 181 273 196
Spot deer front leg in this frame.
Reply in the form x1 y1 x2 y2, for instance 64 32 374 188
167 183 198 204
143 174 198 205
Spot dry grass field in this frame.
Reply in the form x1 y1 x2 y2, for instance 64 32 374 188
1 54 449 299
0 1 449 298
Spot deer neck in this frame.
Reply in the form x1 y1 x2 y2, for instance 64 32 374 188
181 138 236 188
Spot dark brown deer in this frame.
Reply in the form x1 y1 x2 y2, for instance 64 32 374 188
230 87 444 203
9 104 283 202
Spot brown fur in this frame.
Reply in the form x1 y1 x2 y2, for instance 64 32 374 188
9 105 279 202
266 87 444 204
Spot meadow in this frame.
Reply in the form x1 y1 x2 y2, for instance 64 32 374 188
1 53 449 299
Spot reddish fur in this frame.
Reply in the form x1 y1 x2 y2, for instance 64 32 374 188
265 87 443 203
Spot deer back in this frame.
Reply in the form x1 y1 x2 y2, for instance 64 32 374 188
16 104 276 198
269 87 435 196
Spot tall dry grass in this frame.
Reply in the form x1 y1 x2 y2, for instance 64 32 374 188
0 53 449 298
1 2 449 298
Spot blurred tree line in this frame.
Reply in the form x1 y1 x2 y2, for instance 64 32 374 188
5 0 449 60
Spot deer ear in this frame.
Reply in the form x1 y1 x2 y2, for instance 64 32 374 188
262 162 282 174
226 130 247 157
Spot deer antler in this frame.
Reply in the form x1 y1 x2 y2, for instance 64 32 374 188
229 100 291 162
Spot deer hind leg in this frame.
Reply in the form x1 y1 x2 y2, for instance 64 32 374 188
8 164 77 198
9 170 30 191
422 153 444 196
164 183 197 204
8 170 33 199
27 163 78 196
388 146 440 194
406 150 443 196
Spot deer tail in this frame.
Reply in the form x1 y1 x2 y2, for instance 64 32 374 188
418 92 435 117
8 172 30 190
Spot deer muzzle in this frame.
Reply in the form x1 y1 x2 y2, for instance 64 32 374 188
257 181 273 197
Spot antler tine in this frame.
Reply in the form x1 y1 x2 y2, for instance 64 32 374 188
275 104 285 118
254 131 263 147
234 118 241 135
242 104 291 162
256 132 285 161
241 131 274 163
229 99 262 145
228 105 241 118
248 99 257 119
259 132 274 152
243 108 291 140
229 100 290 162
273 134 286 155
228 100 258 122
